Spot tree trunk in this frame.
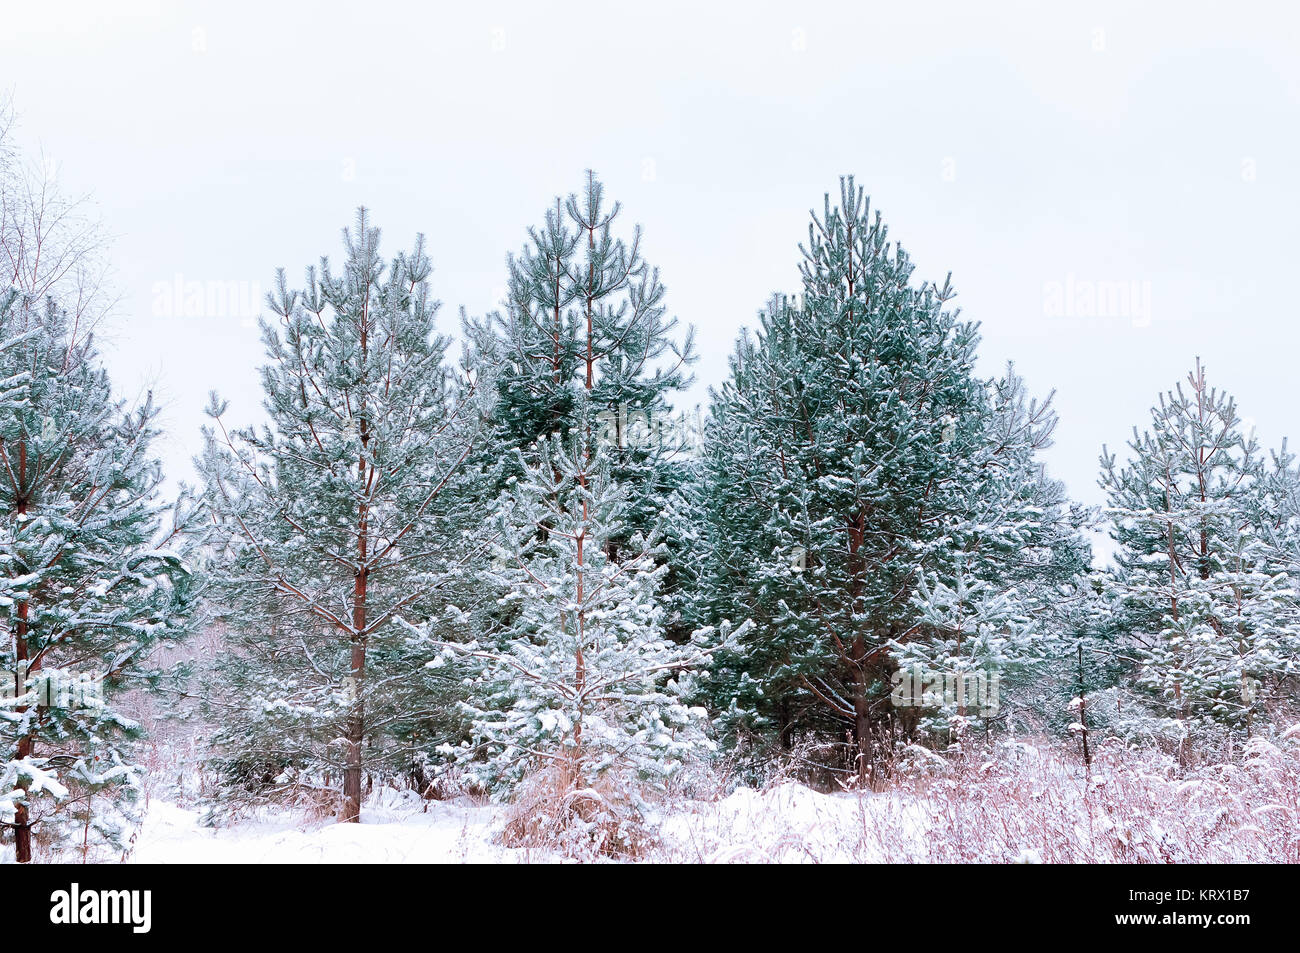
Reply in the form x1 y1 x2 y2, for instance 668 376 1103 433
14 736 32 863
342 506 367 822
846 513 872 785
342 568 367 823
14 488 33 863
853 667 872 786
344 378 370 823
341 640 365 823
1077 645 1091 768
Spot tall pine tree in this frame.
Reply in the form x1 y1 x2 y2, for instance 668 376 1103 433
701 179 1087 779
199 210 479 822
464 171 696 538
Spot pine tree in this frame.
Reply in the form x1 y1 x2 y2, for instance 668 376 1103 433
198 210 479 822
700 179 1087 779
464 171 696 539
889 565 1027 742
407 423 744 804
1100 360 1300 756
452 172 705 777
1043 574 1135 765
931 366 1095 748
1 289 198 862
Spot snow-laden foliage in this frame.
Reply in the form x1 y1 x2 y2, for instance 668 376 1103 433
0 289 199 860
404 429 747 802
889 566 1031 739
461 172 700 642
697 178 1090 778
463 171 695 497
197 210 482 822
1100 360 1300 754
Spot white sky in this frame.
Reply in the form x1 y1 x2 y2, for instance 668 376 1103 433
3 0 1299 527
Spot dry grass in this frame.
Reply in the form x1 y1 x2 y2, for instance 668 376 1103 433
651 732 1300 863
498 767 658 860
878 736 1300 863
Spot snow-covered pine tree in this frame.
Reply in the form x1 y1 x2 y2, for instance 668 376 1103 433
1260 440 1300 612
464 171 696 540
198 210 480 823
452 172 705 762
410 408 743 790
409 421 743 807
1100 360 1300 757
700 179 1088 779
1255 443 1300 731
0 289 198 862
888 564 1027 743
1040 573 1136 765
918 366 1094 747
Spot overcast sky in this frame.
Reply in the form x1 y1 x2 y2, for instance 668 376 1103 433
3 0 1299 531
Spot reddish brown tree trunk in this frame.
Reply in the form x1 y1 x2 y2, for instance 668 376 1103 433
343 403 369 822
342 635 365 823
343 538 368 822
13 744 32 861
13 483 33 862
852 646 872 786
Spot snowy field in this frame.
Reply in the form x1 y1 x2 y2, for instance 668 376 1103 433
80 732 1294 865
132 792 515 864
127 783 900 865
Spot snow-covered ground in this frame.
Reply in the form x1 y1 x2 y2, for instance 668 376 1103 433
128 783 890 864
17 735 1298 863
132 793 513 864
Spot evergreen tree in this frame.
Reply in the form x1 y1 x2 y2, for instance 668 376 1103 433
451 171 706 782
1043 574 1135 765
889 564 1029 742
407 423 744 801
0 289 198 862
464 171 696 538
1100 360 1300 755
701 179 1087 779
929 367 1095 748
198 210 479 822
